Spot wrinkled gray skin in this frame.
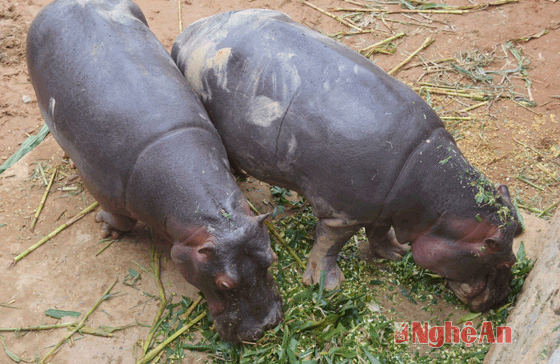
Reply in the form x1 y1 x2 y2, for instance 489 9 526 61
26 1 282 342
172 9 521 312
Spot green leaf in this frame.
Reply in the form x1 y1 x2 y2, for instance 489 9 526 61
517 241 526 261
317 270 327 302
457 312 482 324
400 286 417 305
439 156 452 165
0 123 50 175
45 309 81 319
0 334 22 363
361 346 381 364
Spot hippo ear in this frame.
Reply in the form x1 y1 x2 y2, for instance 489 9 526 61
497 185 512 204
256 213 270 225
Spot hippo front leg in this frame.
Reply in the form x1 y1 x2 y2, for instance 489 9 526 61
302 218 360 290
95 210 137 239
365 223 409 261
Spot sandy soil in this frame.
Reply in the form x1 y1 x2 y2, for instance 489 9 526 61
1 0 559 363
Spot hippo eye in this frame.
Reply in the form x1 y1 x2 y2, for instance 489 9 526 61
484 238 500 250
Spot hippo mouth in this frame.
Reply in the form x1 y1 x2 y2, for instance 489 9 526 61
447 269 512 312
447 277 487 301
209 275 284 342
212 295 283 342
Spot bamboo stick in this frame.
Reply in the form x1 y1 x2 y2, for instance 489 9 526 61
302 1 364 31
11 202 99 266
31 167 57 231
0 322 75 332
388 37 434 75
141 243 168 356
41 278 118 363
136 311 206 364
516 176 545 191
359 32 405 53
538 202 558 217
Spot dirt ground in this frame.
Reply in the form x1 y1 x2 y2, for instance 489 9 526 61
1 0 559 363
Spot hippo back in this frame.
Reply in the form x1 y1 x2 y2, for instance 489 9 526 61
172 10 445 220
27 0 219 215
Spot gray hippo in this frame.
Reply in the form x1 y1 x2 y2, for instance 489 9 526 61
171 9 521 312
26 1 282 342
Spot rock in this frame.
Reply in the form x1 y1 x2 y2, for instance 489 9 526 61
484 211 560 364
22 95 32 103
512 212 550 260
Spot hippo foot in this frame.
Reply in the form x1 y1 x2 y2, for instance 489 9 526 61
302 263 345 290
368 227 410 261
95 210 137 239
62 152 76 169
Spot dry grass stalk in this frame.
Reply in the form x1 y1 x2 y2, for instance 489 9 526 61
0 322 76 332
359 32 405 53
403 0 518 10
515 101 543 116
11 201 99 266
516 176 545 191
415 86 488 101
388 37 434 75
37 162 48 185
30 167 57 231
537 164 559 181
177 0 182 33
381 16 437 28
538 202 558 217
141 241 168 357
303 1 363 31
440 116 473 121
95 239 115 256
460 100 490 113
334 7 469 14
41 278 118 363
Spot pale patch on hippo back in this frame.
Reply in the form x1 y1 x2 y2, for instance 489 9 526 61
83 0 137 23
287 134 297 156
186 44 213 99
247 96 284 128
49 97 56 120
204 47 232 91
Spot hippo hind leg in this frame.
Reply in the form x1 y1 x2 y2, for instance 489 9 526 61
302 218 361 290
95 210 137 239
365 223 409 261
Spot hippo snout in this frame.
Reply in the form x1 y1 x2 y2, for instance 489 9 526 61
211 271 283 342
447 267 513 312
213 293 283 342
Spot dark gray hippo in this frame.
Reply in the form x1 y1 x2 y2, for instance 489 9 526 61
171 9 521 312
26 1 282 342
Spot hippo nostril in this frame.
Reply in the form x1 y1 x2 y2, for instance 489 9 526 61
497 254 516 270
497 261 513 269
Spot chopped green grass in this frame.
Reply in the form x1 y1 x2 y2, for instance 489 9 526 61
147 191 533 363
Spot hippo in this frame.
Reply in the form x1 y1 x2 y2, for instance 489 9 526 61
171 9 521 312
26 1 282 341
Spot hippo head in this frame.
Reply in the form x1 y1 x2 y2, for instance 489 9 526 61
170 213 283 342
395 184 520 311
